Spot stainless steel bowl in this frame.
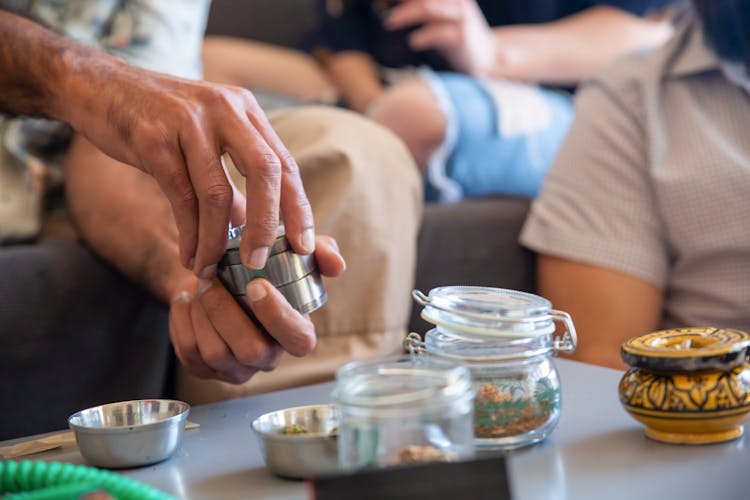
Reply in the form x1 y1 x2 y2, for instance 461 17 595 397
251 404 339 479
68 399 190 468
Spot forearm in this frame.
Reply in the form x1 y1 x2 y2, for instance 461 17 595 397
322 51 384 113
0 11 118 122
0 11 70 117
202 36 337 103
537 255 663 370
489 6 673 85
65 135 190 303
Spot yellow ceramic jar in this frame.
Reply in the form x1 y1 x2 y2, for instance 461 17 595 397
619 327 750 444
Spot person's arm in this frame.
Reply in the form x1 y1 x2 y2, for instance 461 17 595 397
520 61 669 369
485 6 674 85
65 134 345 384
201 36 337 104
538 256 662 370
385 0 673 85
0 10 315 280
320 51 384 113
0 11 84 118
311 0 385 112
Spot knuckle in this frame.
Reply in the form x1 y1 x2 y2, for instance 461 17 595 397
202 345 230 368
172 99 203 130
235 342 267 367
258 212 281 235
261 346 284 371
279 152 299 174
202 85 235 109
202 181 233 207
255 152 283 175
167 173 197 208
134 122 172 158
238 88 260 109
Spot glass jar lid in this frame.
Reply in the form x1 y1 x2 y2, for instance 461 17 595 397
409 287 577 361
414 287 555 338
621 327 750 372
332 357 472 409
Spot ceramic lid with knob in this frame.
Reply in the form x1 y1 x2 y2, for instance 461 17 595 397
621 327 750 372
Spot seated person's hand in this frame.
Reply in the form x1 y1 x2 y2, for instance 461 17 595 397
384 0 494 76
169 236 346 384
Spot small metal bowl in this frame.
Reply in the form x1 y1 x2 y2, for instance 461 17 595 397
68 399 190 468
251 404 339 479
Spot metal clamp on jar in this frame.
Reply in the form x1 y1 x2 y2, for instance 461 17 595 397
406 286 577 451
217 224 327 320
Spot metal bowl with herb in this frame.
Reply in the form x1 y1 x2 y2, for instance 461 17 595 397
251 404 339 479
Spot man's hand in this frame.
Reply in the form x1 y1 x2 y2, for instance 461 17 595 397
384 0 495 76
169 236 346 384
65 61 315 279
0 11 314 280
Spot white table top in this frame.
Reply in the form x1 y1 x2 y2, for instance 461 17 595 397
5 359 748 499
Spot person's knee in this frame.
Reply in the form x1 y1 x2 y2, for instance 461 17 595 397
366 79 446 168
270 106 421 188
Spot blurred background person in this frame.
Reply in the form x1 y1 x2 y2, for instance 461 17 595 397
203 0 681 202
521 0 750 369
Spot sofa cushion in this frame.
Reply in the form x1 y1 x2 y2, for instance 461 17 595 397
0 240 171 439
410 197 536 334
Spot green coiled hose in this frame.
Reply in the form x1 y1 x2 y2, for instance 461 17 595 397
0 460 174 500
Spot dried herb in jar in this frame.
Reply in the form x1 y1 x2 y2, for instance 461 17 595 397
474 380 560 438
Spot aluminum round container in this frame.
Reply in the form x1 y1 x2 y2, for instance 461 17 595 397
68 399 189 468
251 404 339 479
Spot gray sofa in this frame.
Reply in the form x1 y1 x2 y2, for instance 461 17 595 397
0 1 534 440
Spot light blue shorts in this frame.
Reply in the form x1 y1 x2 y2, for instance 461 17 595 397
421 71 574 202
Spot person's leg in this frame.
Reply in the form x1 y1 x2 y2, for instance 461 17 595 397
202 36 337 104
368 72 574 202
366 78 446 169
423 73 574 201
176 107 423 403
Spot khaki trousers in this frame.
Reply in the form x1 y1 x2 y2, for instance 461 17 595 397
176 107 423 404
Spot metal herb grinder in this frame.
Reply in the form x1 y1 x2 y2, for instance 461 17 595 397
217 224 327 319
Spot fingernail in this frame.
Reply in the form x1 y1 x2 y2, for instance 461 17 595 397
173 291 192 303
198 264 217 279
247 280 267 302
187 257 195 269
248 246 270 270
329 237 340 254
301 228 316 254
197 278 212 296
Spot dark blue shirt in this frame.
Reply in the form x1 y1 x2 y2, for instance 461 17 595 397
314 0 684 71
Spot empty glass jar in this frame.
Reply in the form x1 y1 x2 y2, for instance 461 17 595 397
407 286 577 451
333 357 475 471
